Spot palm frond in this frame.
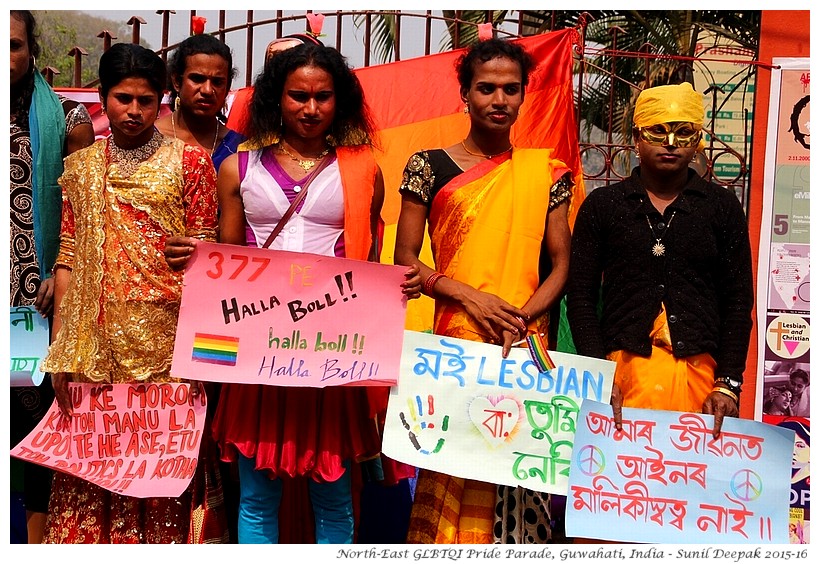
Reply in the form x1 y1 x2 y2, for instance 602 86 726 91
352 12 399 63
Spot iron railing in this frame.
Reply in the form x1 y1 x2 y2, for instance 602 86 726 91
43 10 755 205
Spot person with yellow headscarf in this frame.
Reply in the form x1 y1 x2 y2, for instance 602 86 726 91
566 82 753 438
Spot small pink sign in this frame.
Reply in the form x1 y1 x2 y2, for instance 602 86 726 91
171 242 408 387
11 382 206 498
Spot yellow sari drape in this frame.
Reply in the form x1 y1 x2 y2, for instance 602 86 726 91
431 148 567 340
608 305 715 412
407 148 568 544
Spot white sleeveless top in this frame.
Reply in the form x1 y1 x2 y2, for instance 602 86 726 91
240 149 345 256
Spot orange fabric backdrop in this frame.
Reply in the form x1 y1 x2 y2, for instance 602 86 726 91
356 29 584 231
354 30 584 331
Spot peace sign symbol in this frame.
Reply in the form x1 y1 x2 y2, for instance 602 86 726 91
576 444 606 476
730 469 763 502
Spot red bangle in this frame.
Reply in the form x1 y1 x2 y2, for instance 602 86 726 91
423 272 446 296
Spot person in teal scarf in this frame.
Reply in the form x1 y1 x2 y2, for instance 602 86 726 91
10 10 94 544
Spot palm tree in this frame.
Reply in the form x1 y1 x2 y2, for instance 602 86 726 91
576 11 761 143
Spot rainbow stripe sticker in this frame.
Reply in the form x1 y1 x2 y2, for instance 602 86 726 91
192 333 239 366
526 333 556 373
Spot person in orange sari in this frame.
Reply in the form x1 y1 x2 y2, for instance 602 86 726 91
41 43 219 543
394 38 573 544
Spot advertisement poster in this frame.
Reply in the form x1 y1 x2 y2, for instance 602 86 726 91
566 402 793 544
692 31 756 200
763 415 810 544
10 383 206 498
383 331 615 494
757 56 810 468
171 242 408 387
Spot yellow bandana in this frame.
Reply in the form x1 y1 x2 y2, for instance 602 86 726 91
633 83 704 128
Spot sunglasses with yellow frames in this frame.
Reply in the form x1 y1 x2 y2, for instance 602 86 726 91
637 122 702 148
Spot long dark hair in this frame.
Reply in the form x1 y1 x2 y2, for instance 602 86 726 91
10 10 40 123
167 34 236 118
248 43 376 148
456 38 533 93
99 43 167 101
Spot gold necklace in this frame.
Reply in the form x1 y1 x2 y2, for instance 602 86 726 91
171 110 219 155
646 211 676 257
107 129 163 177
277 142 330 172
460 139 512 159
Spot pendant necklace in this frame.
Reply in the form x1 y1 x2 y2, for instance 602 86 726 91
278 142 330 172
460 139 512 159
646 211 676 257
172 110 219 155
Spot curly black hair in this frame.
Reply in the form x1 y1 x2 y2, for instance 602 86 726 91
248 43 376 148
167 34 237 116
455 38 534 93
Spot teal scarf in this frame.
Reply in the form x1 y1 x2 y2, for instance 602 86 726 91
29 70 66 280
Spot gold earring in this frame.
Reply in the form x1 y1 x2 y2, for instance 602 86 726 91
463 103 469 114
174 97 181 112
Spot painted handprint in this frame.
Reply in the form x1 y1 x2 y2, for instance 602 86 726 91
399 394 449 455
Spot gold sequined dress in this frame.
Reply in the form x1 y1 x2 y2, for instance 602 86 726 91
41 133 218 543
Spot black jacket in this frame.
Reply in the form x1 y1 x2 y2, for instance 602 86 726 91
567 168 754 383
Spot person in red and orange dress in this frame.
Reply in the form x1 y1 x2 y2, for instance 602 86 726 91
41 43 218 544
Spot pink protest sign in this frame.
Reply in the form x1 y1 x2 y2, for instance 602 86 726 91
10 382 206 498
171 241 408 387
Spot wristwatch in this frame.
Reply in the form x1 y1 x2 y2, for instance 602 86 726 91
715 376 742 395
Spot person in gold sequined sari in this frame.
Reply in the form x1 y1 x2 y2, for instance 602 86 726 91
10 10 95 544
394 38 573 544
40 43 218 544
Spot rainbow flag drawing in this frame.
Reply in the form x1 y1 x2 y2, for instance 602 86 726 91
526 333 556 373
192 333 239 366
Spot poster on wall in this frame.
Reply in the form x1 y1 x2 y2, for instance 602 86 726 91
762 415 810 545
692 31 756 204
757 57 810 545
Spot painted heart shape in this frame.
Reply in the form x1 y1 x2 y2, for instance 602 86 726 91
468 396 520 448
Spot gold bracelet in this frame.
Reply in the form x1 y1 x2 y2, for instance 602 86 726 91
711 386 739 404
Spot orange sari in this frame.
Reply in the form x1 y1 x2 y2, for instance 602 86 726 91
407 148 569 544
609 305 715 411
